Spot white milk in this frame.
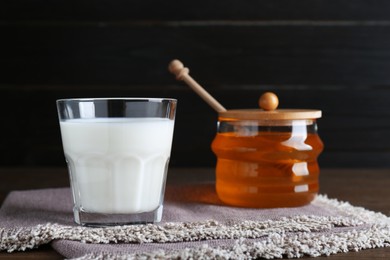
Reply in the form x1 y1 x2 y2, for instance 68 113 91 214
59 118 174 214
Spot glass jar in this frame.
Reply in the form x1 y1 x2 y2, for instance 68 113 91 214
211 94 323 208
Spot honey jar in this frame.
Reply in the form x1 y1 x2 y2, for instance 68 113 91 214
211 92 324 208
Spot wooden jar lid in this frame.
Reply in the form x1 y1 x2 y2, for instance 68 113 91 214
218 92 322 120
219 109 322 120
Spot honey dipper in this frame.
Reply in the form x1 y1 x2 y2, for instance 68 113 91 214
168 59 227 113
169 59 281 113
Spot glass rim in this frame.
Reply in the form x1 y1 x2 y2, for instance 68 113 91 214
56 97 177 103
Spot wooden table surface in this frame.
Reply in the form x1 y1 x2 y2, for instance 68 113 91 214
0 167 389 259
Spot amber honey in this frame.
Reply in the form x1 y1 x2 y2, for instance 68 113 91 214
211 120 324 208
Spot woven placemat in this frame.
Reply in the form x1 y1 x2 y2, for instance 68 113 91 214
0 184 389 259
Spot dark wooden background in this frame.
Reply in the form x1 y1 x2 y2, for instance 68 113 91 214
1 0 390 168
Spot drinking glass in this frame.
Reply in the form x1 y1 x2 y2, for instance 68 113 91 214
57 98 177 226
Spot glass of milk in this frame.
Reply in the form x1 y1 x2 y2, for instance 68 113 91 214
56 98 177 226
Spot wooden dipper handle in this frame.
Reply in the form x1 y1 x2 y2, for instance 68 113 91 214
169 59 227 113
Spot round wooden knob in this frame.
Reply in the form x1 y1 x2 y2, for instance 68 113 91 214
259 92 279 111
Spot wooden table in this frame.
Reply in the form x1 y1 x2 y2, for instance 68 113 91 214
0 167 389 259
